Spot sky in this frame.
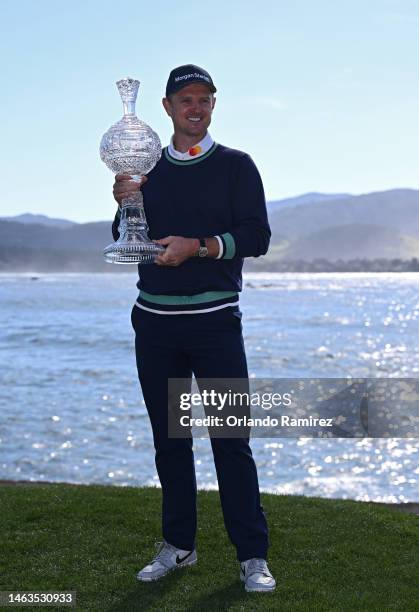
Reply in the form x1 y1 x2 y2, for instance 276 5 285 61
1 0 418 223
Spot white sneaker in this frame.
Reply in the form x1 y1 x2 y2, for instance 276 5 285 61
240 558 276 592
136 541 197 582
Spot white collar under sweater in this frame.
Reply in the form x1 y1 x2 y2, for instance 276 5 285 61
168 132 214 160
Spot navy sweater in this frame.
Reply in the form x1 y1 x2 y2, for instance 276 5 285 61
112 143 271 303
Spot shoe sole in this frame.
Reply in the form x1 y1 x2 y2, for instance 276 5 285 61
244 584 276 592
137 558 197 582
240 573 276 592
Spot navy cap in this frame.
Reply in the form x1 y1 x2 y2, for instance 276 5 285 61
165 64 217 97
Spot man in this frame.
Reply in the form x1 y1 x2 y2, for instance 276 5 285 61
112 64 276 593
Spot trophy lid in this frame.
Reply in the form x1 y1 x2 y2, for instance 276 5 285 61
116 77 140 104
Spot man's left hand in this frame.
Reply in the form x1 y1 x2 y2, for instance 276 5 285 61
154 236 199 266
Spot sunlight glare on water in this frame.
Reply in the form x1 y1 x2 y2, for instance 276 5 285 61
0 272 418 503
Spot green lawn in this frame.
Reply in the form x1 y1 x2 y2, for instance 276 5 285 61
0 484 417 611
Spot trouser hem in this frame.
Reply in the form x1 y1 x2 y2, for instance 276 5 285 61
237 551 268 563
164 537 196 552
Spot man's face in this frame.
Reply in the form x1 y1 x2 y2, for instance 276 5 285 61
162 83 216 140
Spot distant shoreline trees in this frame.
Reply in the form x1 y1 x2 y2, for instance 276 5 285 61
244 257 419 273
1 247 418 273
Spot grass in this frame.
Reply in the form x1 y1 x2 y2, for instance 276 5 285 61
0 483 417 611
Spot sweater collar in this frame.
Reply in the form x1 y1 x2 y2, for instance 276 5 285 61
168 132 214 161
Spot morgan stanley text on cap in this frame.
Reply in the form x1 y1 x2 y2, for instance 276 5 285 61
165 64 217 97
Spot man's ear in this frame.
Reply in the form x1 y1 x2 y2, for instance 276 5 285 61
212 96 216 110
162 97 172 117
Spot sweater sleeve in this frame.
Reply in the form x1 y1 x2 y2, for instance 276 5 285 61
220 154 271 259
112 207 121 241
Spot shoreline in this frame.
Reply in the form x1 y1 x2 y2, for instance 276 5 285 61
1 479 418 514
1 271 419 277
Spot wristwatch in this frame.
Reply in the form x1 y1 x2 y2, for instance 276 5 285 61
197 238 208 258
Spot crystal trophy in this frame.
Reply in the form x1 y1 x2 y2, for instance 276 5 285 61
100 77 165 264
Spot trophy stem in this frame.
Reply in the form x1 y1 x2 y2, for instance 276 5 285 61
103 186 165 264
121 189 147 228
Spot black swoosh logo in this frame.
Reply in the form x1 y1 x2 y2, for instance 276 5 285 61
176 551 193 564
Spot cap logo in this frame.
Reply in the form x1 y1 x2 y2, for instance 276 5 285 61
174 72 211 84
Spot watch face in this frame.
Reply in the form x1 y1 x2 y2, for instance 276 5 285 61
199 247 209 257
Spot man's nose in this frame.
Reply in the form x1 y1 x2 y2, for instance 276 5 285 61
190 101 204 113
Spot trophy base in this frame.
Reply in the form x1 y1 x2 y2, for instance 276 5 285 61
104 241 165 265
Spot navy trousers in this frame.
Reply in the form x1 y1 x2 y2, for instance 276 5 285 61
131 304 269 562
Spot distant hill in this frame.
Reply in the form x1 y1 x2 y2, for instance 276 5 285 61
267 192 353 213
282 224 419 261
2 193 351 227
269 188 419 240
0 213 76 228
1 188 418 272
0 220 109 251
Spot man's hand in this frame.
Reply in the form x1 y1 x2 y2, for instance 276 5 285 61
154 236 199 267
113 174 148 205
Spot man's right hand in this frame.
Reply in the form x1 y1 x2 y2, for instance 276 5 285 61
113 174 148 205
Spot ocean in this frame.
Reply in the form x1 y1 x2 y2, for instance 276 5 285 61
0 272 418 503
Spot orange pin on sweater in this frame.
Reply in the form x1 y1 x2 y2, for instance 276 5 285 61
188 145 202 156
